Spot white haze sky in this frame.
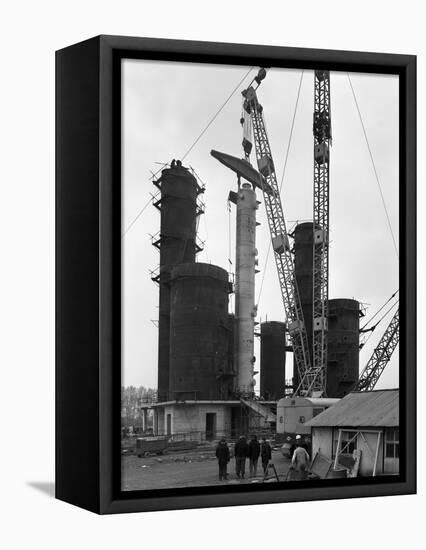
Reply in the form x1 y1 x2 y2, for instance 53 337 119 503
121 59 399 392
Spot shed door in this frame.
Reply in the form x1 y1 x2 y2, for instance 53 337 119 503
384 429 399 474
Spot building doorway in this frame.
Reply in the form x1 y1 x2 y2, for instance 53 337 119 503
166 413 172 436
205 413 216 441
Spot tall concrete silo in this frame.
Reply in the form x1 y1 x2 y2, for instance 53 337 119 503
327 298 360 397
169 263 234 400
260 321 286 400
229 183 258 397
152 162 202 401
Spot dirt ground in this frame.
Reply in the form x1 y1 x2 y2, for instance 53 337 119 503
121 448 292 491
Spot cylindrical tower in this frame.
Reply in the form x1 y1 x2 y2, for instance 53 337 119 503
327 298 360 398
260 321 286 400
153 162 201 401
293 222 314 388
232 183 257 396
169 263 234 400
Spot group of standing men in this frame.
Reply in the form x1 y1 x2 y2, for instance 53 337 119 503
215 435 272 481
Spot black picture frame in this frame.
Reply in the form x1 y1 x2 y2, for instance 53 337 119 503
56 35 416 514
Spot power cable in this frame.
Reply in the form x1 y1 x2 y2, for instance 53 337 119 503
347 73 399 259
257 70 304 305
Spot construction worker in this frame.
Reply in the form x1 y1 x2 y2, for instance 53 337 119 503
290 435 310 480
260 437 272 475
215 438 230 481
234 435 249 479
248 434 260 477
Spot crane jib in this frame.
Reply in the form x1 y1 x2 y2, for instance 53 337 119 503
295 69 332 398
242 82 312 388
356 307 399 392
243 68 395 398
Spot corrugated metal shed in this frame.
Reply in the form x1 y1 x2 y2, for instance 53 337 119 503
305 389 399 428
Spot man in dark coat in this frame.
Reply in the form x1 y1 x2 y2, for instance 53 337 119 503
260 437 272 475
248 434 261 477
234 435 249 479
215 438 230 481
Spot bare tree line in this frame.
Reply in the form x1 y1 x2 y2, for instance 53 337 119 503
121 386 156 426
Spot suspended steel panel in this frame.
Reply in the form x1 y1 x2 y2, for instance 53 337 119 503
210 149 273 195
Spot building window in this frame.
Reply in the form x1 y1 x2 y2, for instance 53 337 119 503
385 429 399 458
333 430 357 456
312 408 323 417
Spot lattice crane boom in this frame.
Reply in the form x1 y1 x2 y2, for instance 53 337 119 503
355 307 399 391
241 74 312 388
293 70 332 397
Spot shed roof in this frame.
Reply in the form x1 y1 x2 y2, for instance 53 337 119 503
305 389 399 428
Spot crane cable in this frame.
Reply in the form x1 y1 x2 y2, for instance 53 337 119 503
256 69 305 306
347 73 399 260
181 66 254 161
227 199 232 268
201 209 210 263
360 298 399 349
121 193 159 239
122 66 255 238
360 289 399 331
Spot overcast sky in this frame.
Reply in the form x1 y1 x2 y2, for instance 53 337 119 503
121 59 399 392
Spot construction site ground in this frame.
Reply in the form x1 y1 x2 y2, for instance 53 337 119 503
121 445 292 491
